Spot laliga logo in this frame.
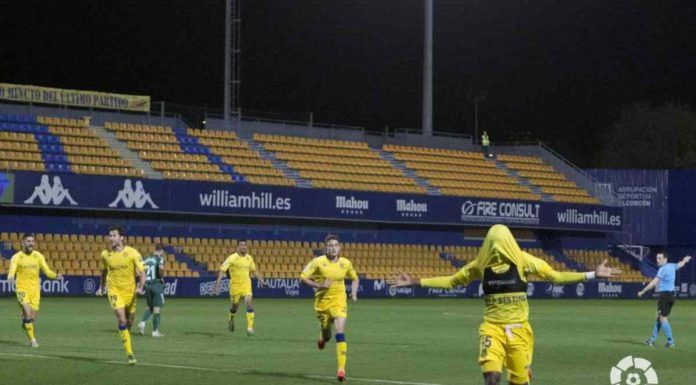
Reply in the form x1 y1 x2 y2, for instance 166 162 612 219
24 175 78 205
610 356 658 385
576 282 585 297
83 278 96 294
109 179 158 209
461 201 476 216
526 282 535 297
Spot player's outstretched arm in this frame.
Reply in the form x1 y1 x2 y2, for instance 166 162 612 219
388 272 419 287
389 262 477 289
677 255 692 269
594 259 623 279
531 255 621 284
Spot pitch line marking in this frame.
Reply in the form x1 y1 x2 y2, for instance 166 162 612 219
1 352 445 385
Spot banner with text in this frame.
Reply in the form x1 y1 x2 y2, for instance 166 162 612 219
585 169 668 244
1 276 694 299
7 172 623 232
0 83 150 112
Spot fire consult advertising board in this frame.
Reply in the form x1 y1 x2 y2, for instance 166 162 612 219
7 172 623 232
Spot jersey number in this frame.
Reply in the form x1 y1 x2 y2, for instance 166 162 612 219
480 335 492 358
146 264 157 281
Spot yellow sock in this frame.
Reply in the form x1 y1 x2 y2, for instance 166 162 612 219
119 328 133 356
246 312 255 330
336 341 347 370
23 322 35 341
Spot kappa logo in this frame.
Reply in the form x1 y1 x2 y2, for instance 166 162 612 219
24 175 78 205
109 179 158 209
610 356 658 385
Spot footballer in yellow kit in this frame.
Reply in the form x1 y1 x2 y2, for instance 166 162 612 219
300 234 359 383
213 240 266 335
7 233 63 347
393 225 621 385
96 226 145 365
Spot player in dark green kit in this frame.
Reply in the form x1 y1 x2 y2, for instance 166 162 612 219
138 244 166 337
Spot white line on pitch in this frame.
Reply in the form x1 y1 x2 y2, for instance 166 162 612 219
1 352 445 385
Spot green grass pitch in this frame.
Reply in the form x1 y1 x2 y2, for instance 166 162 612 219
1 297 693 385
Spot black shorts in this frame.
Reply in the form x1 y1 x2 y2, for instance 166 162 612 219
656 292 675 317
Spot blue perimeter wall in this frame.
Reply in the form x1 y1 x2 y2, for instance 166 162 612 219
2 276 696 300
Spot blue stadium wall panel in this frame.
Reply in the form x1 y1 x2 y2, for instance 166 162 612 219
2 172 624 232
667 170 696 246
586 169 668 245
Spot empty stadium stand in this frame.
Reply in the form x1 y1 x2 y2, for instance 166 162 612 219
496 154 599 204
188 128 294 187
0 114 142 176
104 121 230 183
0 112 605 204
564 249 643 282
382 144 541 200
253 133 426 194
0 230 646 283
0 232 198 278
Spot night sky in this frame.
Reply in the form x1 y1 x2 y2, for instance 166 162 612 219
2 1 695 167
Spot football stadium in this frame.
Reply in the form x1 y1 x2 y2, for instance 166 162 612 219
1 2 695 385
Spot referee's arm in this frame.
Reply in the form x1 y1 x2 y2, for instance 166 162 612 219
638 277 660 297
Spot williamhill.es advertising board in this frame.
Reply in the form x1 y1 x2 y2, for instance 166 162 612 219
8 172 622 232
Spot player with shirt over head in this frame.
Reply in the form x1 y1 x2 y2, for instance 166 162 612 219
300 234 359 383
392 224 620 385
7 233 63 347
638 252 691 347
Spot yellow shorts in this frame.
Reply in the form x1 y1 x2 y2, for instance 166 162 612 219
315 301 347 329
478 321 534 384
230 286 252 305
107 290 136 313
16 290 40 311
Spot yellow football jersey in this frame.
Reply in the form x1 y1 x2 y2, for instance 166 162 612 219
300 255 358 304
220 253 256 288
420 225 585 324
8 250 57 292
101 246 144 293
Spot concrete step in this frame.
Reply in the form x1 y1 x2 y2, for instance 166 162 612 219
494 159 553 201
376 148 440 195
91 125 162 179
